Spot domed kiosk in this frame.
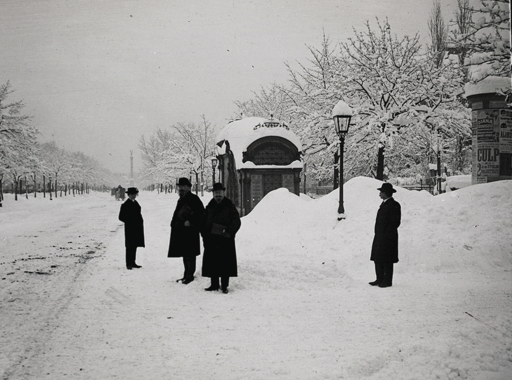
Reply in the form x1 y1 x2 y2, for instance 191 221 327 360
216 117 303 216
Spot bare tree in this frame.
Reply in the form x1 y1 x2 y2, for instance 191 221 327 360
450 0 510 82
234 83 289 121
428 0 449 68
0 82 39 199
139 115 217 192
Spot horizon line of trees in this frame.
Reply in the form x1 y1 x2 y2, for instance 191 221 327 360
4 1 509 196
1 82 126 202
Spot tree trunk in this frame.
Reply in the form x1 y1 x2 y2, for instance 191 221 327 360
376 146 385 180
14 176 18 201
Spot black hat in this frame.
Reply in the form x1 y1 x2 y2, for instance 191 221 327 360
212 182 226 191
126 187 139 194
377 183 396 196
177 177 192 187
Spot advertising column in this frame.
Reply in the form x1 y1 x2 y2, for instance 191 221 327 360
473 109 500 183
466 77 512 185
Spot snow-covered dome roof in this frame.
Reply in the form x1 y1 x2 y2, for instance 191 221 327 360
216 117 302 169
464 76 511 98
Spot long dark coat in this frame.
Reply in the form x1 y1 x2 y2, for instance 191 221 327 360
201 197 241 278
370 197 401 263
118 199 145 248
167 191 204 258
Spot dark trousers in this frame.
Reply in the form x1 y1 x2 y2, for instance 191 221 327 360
126 246 137 268
374 262 394 285
183 256 196 280
211 277 230 289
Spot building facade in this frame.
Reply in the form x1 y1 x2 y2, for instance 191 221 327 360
216 117 303 216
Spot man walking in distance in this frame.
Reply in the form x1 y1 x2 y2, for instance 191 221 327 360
118 187 144 270
369 183 401 288
201 182 241 294
168 177 204 284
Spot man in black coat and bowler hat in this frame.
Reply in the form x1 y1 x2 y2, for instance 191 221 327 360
369 183 401 288
168 177 204 284
201 182 241 294
118 187 145 270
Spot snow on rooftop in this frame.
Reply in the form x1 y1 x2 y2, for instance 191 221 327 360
216 117 302 169
464 75 511 97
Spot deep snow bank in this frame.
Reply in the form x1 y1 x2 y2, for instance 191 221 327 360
238 177 512 279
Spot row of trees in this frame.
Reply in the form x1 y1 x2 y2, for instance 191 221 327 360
0 82 118 201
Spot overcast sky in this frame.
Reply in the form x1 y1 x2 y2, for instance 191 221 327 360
1 0 466 174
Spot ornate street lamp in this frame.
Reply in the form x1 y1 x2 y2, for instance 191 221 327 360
332 100 353 220
211 157 218 188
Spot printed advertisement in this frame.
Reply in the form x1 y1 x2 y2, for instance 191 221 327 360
499 109 512 154
475 109 500 181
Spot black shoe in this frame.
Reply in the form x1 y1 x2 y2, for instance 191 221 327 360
127 267 132 270
378 283 392 288
176 277 185 283
182 278 194 285
221 287 229 294
132 264 142 268
205 286 219 291
369 280 380 286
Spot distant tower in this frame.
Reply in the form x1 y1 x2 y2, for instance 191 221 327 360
130 150 135 186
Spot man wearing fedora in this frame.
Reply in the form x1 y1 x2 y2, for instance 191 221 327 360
369 182 401 288
118 187 145 270
201 182 241 294
168 177 204 284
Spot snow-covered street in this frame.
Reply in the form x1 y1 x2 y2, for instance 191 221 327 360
1 177 511 379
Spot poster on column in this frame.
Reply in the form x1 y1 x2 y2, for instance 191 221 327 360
499 109 512 154
475 109 500 182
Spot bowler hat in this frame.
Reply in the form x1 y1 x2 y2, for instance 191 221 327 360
126 187 139 194
377 183 396 196
177 177 192 187
212 182 226 191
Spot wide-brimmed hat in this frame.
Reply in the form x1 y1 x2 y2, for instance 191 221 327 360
126 187 139 194
377 183 396 196
177 177 192 187
212 182 226 191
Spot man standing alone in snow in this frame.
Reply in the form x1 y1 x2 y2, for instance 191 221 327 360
369 183 401 288
118 187 145 270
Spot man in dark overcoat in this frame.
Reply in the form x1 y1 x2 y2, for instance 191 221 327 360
118 187 145 270
201 182 241 294
168 177 204 284
369 182 401 288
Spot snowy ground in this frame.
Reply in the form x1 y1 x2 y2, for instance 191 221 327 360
0 177 511 380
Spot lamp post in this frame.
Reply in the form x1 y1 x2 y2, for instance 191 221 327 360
332 100 353 220
49 174 53 201
211 157 218 188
